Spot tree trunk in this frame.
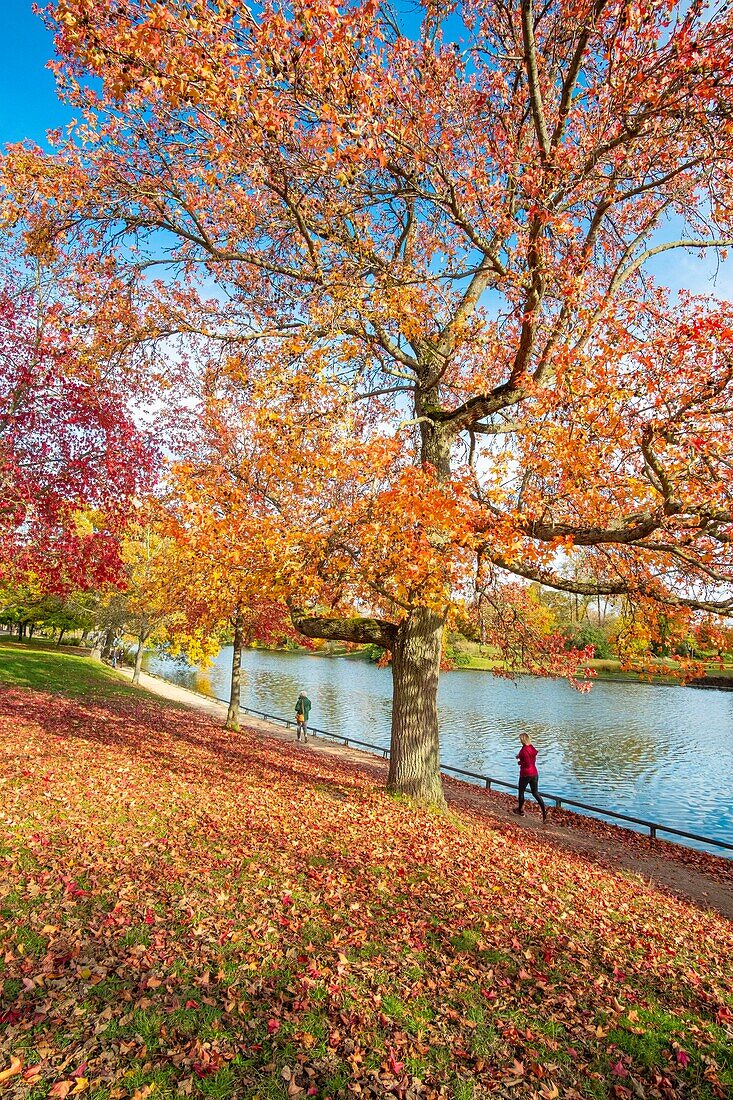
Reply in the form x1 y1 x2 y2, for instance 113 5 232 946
133 623 147 685
289 603 448 807
101 626 115 660
387 606 446 808
226 612 244 731
56 629 66 647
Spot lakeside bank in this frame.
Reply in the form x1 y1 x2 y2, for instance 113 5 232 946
222 638 733 688
141 641 733 856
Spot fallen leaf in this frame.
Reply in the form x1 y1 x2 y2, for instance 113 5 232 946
0 1057 23 1085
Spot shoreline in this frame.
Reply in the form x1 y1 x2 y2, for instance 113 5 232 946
3 632 731 690
244 642 733 691
115 661 733 918
123 662 733 866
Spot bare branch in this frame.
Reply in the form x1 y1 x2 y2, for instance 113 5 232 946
478 546 733 616
521 0 551 161
550 0 609 149
610 238 733 297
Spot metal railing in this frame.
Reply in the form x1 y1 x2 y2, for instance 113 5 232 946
218 699 733 855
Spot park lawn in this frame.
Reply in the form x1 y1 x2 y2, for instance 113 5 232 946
1 649 732 1100
0 640 139 700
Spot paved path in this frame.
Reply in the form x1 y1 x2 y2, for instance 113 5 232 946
119 666 733 921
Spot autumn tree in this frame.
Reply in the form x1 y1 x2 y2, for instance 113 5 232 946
7 0 733 803
0 263 156 592
112 522 203 683
163 403 311 731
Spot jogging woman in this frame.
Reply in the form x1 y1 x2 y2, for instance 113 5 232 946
512 732 549 823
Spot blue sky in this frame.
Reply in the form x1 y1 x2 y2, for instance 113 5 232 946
0 1 69 145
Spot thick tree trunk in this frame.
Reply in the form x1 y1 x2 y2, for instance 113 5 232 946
226 612 244 731
387 606 446 808
290 603 447 807
101 626 115 660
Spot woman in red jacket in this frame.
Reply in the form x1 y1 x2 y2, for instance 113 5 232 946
513 732 549 823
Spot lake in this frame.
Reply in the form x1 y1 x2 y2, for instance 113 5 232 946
143 646 733 855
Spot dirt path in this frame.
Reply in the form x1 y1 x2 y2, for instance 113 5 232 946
120 666 733 921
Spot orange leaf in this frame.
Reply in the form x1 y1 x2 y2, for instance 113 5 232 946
0 1057 23 1085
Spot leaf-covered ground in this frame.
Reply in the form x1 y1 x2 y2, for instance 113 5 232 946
1 650 732 1100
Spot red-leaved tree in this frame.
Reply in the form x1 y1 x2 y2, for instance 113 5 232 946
0 271 155 590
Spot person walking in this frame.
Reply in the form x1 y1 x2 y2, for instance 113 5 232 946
295 690 311 743
512 732 549 823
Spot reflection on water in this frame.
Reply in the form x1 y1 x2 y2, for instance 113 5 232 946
143 646 733 854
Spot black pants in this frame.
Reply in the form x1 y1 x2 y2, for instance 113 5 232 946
518 775 546 814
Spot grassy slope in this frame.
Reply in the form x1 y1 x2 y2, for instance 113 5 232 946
0 641 138 698
1 644 732 1100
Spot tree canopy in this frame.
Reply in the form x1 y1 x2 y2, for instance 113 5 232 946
0 265 155 590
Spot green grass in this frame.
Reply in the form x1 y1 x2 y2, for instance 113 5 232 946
0 640 136 698
608 1006 679 1069
121 924 152 947
14 925 48 957
450 929 482 953
451 1078 477 1100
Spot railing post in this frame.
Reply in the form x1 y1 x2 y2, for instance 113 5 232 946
649 825 657 840
485 778 491 791
555 798 562 809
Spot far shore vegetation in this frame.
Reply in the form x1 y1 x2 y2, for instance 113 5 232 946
3 584 733 689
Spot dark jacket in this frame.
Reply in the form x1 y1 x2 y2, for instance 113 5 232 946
295 694 311 720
